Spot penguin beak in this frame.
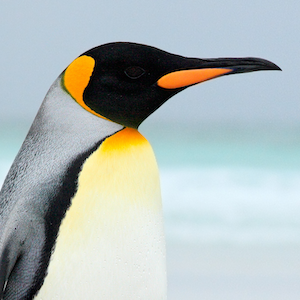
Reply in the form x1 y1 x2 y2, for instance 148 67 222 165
157 57 281 89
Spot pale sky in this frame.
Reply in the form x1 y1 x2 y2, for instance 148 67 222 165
0 0 298 128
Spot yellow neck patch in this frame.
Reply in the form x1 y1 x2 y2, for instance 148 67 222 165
101 127 148 153
56 127 162 234
63 55 107 120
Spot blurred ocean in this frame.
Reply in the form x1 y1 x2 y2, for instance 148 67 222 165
1 121 300 246
141 124 300 299
142 124 300 247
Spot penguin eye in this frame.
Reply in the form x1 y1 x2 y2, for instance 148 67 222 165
124 66 146 79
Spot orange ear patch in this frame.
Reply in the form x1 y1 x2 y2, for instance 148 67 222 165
63 55 95 102
63 55 107 119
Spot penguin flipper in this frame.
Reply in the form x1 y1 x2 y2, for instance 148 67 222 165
2 249 40 299
0 246 10 299
0 219 47 300
0 239 24 300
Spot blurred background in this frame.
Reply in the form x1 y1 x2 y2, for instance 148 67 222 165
1 0 299 299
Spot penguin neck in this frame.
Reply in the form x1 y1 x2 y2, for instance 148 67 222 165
59 127 164 232
37 127 167 300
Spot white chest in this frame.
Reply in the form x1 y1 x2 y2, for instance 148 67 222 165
36 128 167 300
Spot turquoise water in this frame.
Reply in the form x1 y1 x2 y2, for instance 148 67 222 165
1 122 300 246
142 124 300 245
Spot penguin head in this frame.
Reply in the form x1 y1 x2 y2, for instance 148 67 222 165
62 42 280 128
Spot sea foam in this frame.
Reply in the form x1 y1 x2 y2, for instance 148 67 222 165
161 166 300 245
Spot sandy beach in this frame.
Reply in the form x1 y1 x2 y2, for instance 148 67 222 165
167 242 300 300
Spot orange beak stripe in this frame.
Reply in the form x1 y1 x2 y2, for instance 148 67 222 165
157 68 233 89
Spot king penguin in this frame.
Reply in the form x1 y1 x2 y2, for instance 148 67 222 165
0 42 280 299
